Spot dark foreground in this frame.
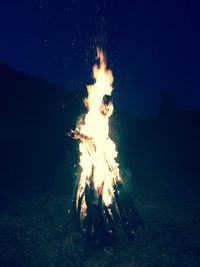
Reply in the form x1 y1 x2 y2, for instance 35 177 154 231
0 161 199 267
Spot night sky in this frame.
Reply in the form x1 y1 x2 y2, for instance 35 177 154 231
0 0 200 116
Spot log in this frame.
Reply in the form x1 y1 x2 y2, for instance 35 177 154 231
68 129 143 242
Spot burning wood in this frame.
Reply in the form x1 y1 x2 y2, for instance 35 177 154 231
68 48 142 245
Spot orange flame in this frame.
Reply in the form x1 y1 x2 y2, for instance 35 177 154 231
76 48 120 207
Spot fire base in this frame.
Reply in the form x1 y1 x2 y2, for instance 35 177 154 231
71 175 143 246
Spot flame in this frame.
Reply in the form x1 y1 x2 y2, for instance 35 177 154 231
77 48 120 207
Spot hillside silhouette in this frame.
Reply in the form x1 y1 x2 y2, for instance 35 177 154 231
0 63 82 202
0 63 200 267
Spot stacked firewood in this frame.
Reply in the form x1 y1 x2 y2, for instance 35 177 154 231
68 129 143 245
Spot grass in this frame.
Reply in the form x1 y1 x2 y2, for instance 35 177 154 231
0 164 199 267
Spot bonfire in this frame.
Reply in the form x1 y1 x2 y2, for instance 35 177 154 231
68 48 142 245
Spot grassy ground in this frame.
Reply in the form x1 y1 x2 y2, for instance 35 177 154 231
0 165 199 267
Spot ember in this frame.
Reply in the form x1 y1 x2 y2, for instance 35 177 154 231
68 48 142 245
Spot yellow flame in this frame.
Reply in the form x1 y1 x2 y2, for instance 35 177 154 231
77 48 119 206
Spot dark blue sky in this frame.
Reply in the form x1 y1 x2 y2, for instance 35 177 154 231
0 0 200 116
